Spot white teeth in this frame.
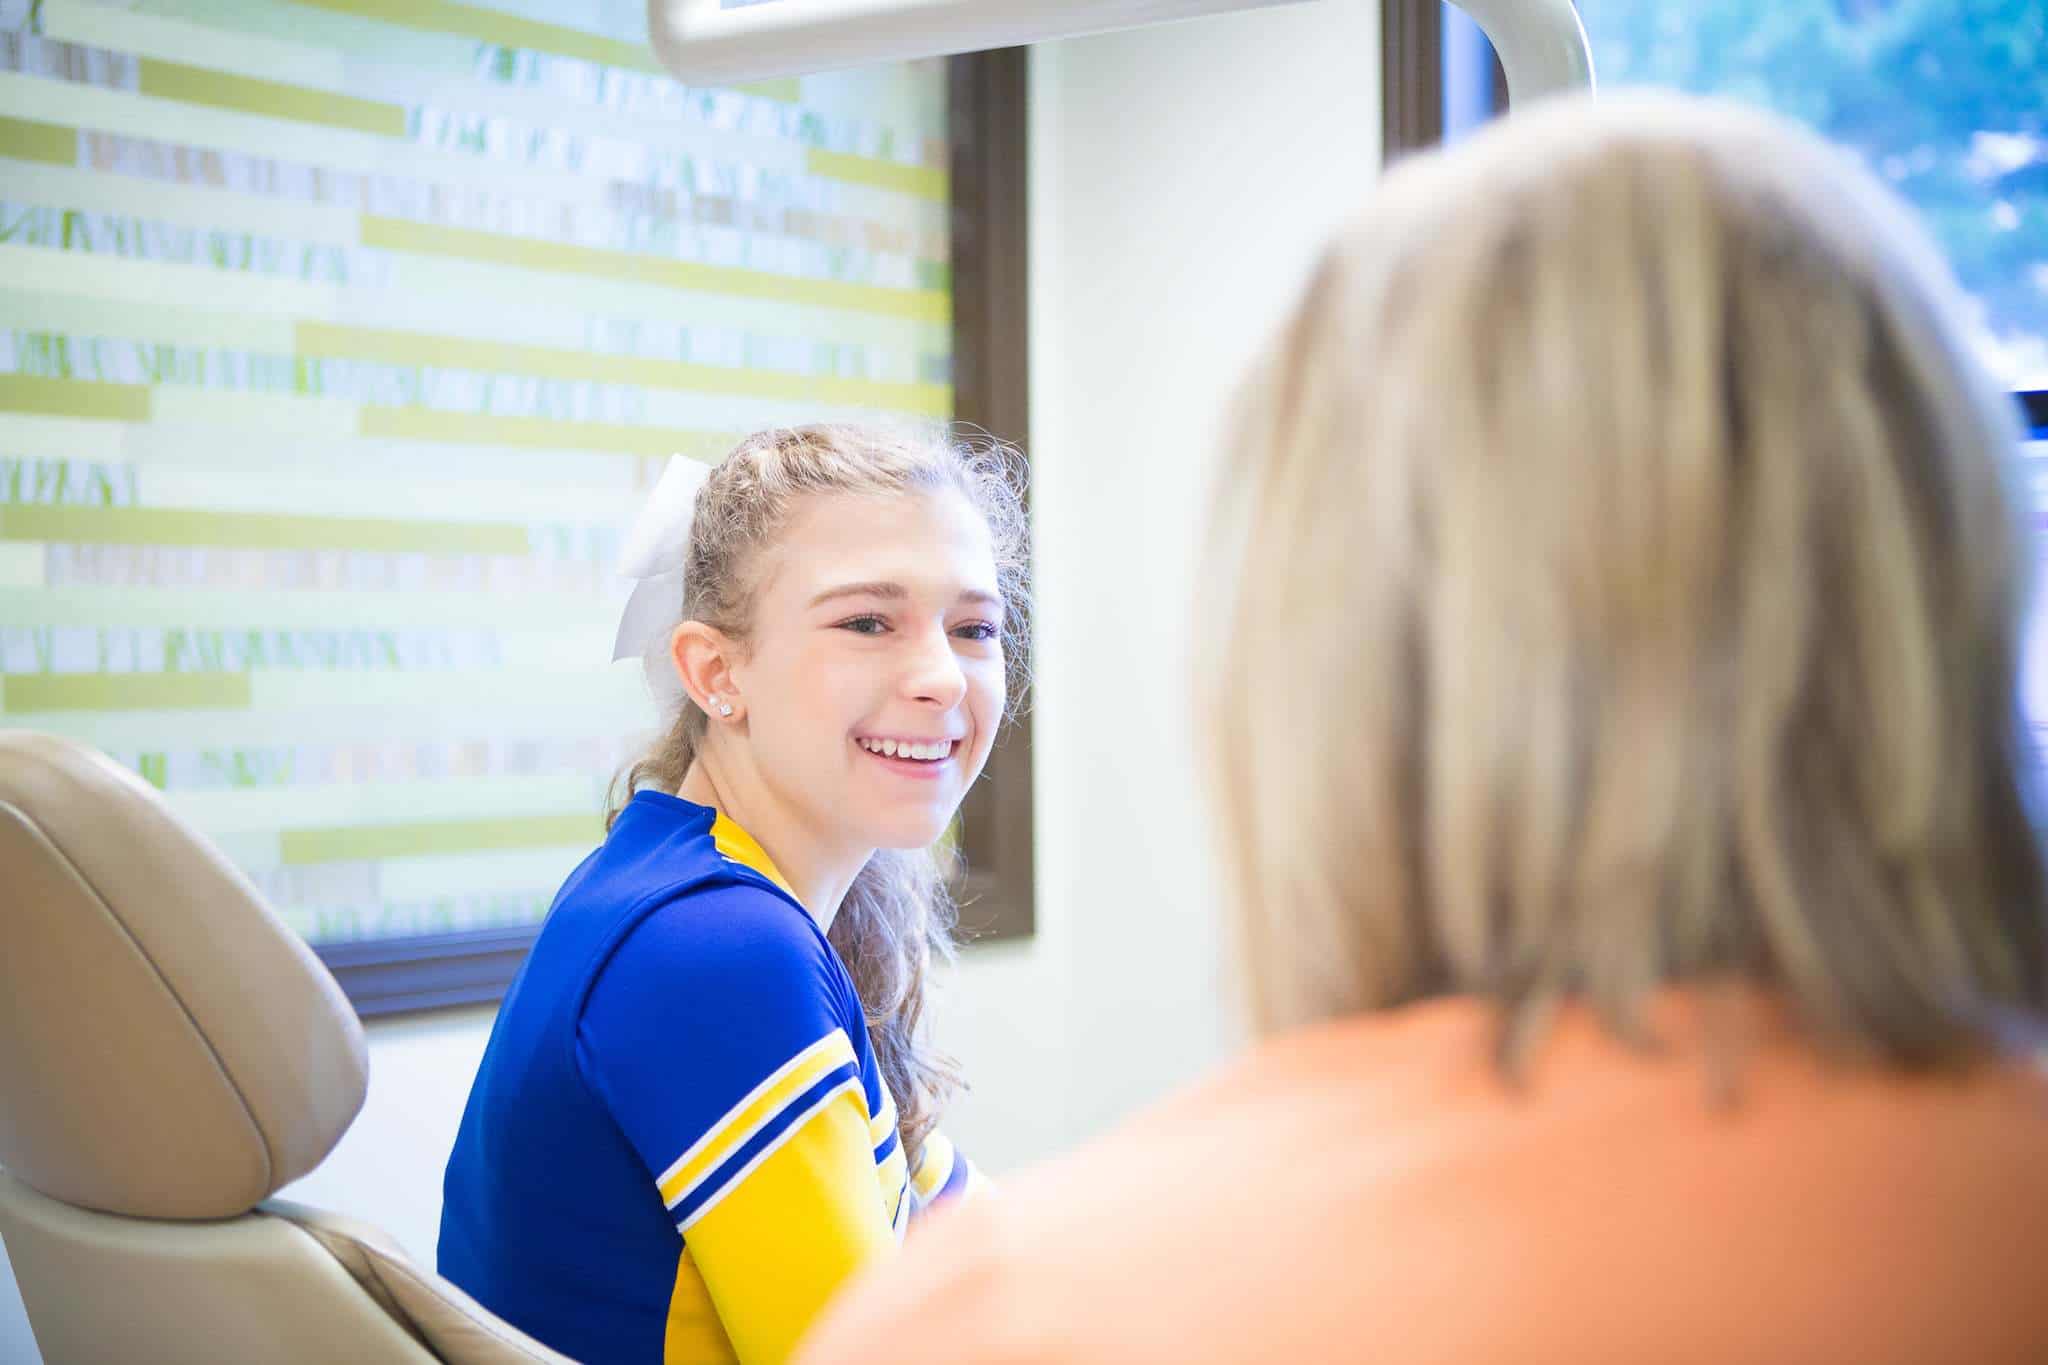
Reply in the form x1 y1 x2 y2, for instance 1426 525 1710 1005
859 738 953 761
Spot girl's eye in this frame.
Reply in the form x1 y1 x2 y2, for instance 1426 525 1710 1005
838 615 889 636
953 621 1000 642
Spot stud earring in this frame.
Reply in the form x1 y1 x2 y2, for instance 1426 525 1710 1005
707 694 734 718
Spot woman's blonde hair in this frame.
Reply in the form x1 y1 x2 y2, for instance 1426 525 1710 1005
608 424 1029 1160
1204 92 2047 1068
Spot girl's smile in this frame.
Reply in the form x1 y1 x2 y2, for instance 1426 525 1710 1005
854 734 963 779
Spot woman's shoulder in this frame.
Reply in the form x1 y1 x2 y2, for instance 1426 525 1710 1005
802 1004 2048 1365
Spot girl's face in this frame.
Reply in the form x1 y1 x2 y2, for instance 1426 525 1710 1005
730 488 1006 854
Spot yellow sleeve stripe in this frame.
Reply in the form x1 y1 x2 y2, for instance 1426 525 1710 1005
656 1029 858 1208
909 1131 958 1201
868 1086 898 1147
679 1074 865 1232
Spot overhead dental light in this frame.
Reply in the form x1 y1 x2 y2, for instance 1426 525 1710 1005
649 0 1593 105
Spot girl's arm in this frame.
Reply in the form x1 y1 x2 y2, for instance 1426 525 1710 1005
905 1131 991 1214
578 888 898 1363
674 1038 896 1362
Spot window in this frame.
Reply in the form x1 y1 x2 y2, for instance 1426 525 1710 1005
2023 392 2048 769
1579 0 2045 387
1421 1 2048 387
0 0 1031 1013
1390 4 2048 778
1441 4 1507 142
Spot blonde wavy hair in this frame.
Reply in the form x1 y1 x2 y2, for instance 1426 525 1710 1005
1204 92 2047 1068
609 424 1029 1161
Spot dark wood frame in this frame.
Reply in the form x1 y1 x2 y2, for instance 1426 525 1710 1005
1384 2 1508 159
322 49 1035 1014
945 47 1035 945
1381 0 1444 159
319 925 541 1016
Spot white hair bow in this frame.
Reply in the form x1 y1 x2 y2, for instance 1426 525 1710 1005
611 454 712 705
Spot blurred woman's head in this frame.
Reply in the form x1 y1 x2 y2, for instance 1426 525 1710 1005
1204 91 2047 1065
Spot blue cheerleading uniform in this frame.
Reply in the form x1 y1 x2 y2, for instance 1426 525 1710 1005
440 790 977 1364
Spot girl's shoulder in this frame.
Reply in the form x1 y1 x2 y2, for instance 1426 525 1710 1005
577 790 819 948
577 874 869 1107
614 873 830 985
546 791 848 1023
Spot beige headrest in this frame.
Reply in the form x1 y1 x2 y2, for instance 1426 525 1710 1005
0 731 368 1219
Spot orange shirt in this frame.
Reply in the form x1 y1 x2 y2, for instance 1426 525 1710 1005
800 993 2048 1365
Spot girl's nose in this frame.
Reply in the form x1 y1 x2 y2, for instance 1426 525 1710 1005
903 626 968 708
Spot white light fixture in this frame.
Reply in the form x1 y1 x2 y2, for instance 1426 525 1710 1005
649 0 1593 104
650 0 1306 85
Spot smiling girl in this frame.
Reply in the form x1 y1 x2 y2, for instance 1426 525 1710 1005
439 425 1025 1364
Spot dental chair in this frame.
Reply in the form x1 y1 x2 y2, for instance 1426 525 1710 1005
0 731 571 1364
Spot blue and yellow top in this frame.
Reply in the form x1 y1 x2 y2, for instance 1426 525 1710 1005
440 790 978 1363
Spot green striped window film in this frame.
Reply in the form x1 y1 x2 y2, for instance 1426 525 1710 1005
0 0 951 947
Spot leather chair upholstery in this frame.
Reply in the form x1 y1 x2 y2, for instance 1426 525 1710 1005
0 731 571 1364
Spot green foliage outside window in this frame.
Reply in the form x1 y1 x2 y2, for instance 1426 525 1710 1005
1576 0 2048 384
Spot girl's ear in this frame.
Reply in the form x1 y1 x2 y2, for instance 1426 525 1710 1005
668 622 743 721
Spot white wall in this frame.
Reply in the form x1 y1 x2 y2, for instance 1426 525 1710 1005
1012 0 1384 1141
0 4 1382 1353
